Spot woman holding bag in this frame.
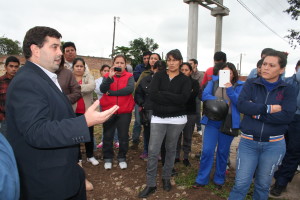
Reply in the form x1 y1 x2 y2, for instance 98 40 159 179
193 62 244 189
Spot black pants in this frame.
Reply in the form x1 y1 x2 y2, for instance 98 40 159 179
67 165 86 200
76 113 94 160
103 113 132 162
176 114 198 159
274 114 300 187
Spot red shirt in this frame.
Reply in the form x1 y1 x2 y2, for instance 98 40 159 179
0 73 13 120
75 80 85 114
201 67 214 86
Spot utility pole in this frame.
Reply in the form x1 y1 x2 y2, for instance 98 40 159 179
186 1 198 60
184 0 230 59
111 16 119 59
239 53 243 75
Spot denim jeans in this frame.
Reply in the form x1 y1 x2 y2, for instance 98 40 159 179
0 120 7 139
101 129 119 143
229 138 286 200
132 104 141 143
103 113 132 162
146 123 185 187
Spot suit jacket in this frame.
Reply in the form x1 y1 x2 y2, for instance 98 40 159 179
6 61 91 200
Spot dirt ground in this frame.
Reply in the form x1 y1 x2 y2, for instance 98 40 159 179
81 124 234 200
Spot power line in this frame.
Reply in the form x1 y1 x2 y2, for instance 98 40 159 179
236 0 289 44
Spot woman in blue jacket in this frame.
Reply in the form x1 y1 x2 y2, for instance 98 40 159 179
193 62 244 189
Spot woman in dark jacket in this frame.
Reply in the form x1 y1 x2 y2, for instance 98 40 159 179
138 49 191 198
175 62 200 166
134 60 167 160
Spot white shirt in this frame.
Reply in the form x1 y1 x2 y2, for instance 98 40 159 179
151 115 187 125
34 63 62 92
94 77 104 100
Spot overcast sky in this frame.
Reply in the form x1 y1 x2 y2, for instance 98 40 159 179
0 0 299 76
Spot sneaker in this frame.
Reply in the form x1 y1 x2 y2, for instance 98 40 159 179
119 161 127 169
270 184 286 196
139 152 148 160
114 142 119 149
192 182 205 189
104 162 112 170
87 157 99 166
97 142 103 149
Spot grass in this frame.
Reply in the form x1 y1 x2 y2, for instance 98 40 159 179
174 161 288 200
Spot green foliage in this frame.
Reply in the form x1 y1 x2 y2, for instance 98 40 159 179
285 0 300 20
0 36 22 55
113 46 132 62
112 37 159 68
285 0 300 48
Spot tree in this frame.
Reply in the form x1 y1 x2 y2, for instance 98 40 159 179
112 37 159 68
285 0 300 48
0 36 22 55
112 46 132 62
129 37 159 67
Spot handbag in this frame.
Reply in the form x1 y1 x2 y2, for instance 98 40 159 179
139 109 152 127
220 113 239 137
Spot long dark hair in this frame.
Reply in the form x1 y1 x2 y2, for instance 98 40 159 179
214 62 239 84
72 57 86 69
146 53 161 69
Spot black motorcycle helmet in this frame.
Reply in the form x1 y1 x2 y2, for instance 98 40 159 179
203 98 229 121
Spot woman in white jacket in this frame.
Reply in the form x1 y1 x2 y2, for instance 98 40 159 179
72 57 98 166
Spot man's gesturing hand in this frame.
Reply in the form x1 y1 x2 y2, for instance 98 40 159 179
84 100 119 127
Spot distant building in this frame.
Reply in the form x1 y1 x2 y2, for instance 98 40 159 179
0 55 112 79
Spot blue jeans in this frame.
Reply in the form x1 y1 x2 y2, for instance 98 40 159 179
195 121 234 185
229 138 286 200
132 104 141 143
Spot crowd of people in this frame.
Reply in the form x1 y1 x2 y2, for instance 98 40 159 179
0 26 299 200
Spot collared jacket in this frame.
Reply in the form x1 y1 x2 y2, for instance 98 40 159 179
237 77 296 141
56 68 81 105
135 72 153 110
201 75 244 128
133 63 147 81
100 71 135 114
72 71 95 112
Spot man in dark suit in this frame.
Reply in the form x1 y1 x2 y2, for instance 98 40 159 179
6 26 118 200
